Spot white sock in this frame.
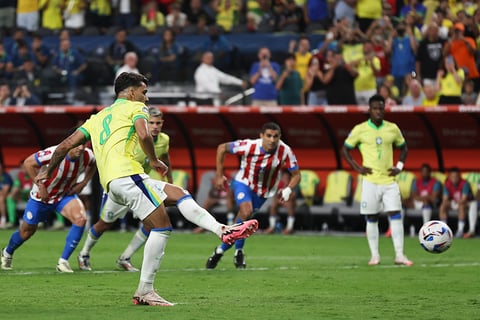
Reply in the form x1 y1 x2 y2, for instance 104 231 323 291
58 258 68 264
458 220 465 234
137 230 169 295
269 216 277 229
120 228 148 260
366 221 379 258
177 198 223 237
421 208 432 224
0 216 5 226
80 230 99 256
468 201 478 233
390 218 405 258
286 216 295 231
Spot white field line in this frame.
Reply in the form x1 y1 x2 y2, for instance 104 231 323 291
2 262 480 275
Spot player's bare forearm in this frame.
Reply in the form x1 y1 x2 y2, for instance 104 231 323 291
47 132 86 176
288 169 301 189
215 143 229 177
398 143 408 163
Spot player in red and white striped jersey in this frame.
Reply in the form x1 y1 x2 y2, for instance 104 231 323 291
206 122 301 269
1 143 96 273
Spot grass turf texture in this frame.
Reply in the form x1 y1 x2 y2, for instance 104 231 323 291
0 230 479 320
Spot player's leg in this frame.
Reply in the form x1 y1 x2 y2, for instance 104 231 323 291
162 181 258 242
360 180 382 265
465 200 478 238
266 196 280 234
1 199 49 270
283 192 296 235
456 201 467 238
117 225 149 271
56 195 87 272
383 183 413 266
109 176 173 306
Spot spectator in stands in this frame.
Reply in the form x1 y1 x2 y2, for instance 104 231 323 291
461 79 477 104
288 36 312 84
0 42 10 79
87 0 113 34
378 84 397 106
402 79 425 105
11 79 41 106
13 57 41 90
52 38 87 92
342 94 412 266
249 47 281 106
266 169 297 234
201 25 234 70
6 160 32 228
6 39 33 76
323 49 358 105
400 0 427 24
366 18 392 87
31 34 51 68
216 0 238 32
278 0 306 33
0 1 16 35
16 0 39 33
184 0 215 26
354 40 381 105
166 2 187 33
115 51 139 79
304 56 327 105
384 74 400 101
106 28 138 74
416 22 445 86
7 28 27 56
112 0 141 29
39 0 64 32
140 0 165 34
0 82 13 106
355 0 382 33
436 55 464 105
0 161 13 229
334 0 356 26
205 122 300 269
194 51 246 105
412 163 442 224
157 28 184 81
276 53 303 105
439 167 474 238
444 22 480 91
63 0 87 35
387 19 418 96
306 0 330 29
422 82 440 106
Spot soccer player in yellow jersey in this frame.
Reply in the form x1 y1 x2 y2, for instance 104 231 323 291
342 94 413 267
36 72 259 306
77 107 174 272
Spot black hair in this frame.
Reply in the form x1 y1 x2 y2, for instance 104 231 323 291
261 122 281 133
420 163 431 171
114 72 148 95
368 94 385 106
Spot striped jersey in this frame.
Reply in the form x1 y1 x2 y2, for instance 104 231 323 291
31 145 95 204
230 138 299 198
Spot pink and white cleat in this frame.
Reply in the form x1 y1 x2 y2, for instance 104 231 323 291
221 219 259 245
394 256 413 266
132 290 174 306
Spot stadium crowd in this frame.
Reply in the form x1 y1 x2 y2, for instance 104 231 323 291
0 0 480 106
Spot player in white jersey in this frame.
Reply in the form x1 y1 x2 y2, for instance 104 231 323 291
206 122 301 269
1 143 96 272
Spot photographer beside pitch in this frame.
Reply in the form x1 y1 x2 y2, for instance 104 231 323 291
342 94 413 266
34 72 259 306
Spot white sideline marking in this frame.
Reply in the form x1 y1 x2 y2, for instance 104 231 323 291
1 262 479 275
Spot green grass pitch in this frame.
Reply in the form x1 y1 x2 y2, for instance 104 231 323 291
0 229 479 320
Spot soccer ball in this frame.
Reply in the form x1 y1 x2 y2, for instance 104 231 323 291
418 220 453 254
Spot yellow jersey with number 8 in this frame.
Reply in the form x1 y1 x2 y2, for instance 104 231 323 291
79 98 149 191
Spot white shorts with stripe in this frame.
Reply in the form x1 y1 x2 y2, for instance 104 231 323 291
104 174 168 222
360 179 402 215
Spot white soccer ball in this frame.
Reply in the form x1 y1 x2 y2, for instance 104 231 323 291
418 220 453 254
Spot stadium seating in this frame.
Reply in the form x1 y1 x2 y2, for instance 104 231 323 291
309 170 353 216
